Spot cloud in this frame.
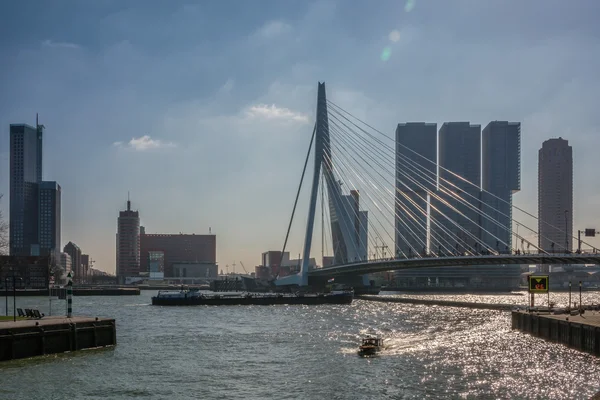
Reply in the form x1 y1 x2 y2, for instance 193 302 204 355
255 20 292 39
41 39 80 49
113 135 176 151
245 104 309 123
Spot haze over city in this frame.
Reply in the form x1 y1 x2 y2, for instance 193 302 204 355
1 0 600 274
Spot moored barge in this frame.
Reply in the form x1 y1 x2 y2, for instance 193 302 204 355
151 289 353 306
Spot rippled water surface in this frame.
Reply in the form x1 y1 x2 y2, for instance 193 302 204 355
1 292 599 399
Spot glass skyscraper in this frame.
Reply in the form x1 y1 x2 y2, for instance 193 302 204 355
9 122 43 256
435 122 481 254
9 117 61 258
395 122 437 257
481 121 521 253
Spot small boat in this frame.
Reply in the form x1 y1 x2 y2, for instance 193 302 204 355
358 335 384 356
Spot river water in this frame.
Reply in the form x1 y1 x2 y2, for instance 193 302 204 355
0 291 599 399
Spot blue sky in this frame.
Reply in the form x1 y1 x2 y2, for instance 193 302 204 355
1 0 600 273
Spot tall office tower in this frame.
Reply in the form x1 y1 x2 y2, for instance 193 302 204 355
38 181 62 257
481 122 521 253
435 122 481 254
538 138 573 252
395 123 437 257
116 196 140 283
63 241 82 280
9 118 43 256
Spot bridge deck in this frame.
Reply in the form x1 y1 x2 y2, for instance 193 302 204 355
309 253 600 277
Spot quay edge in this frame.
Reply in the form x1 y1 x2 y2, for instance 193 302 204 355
0 316 116 361
511 311 600 357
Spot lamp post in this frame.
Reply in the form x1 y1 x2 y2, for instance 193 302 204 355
4 276 8 316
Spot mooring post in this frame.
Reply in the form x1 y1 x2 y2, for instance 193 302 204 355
67 272 73 318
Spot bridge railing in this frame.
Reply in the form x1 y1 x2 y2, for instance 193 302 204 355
323 248 600 269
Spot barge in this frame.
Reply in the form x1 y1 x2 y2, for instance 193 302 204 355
151 289 353 306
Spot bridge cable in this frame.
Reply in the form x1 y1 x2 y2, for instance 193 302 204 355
276 123 316 279
327 100 591 251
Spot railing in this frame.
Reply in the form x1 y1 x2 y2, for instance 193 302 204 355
320 249 600 269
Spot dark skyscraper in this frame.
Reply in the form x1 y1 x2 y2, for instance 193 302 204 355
435 122 481 254
9 119 43 256
39 181 62 257
538 138 573 252
395 122 437 257
481 121 521 253
116 197 140 283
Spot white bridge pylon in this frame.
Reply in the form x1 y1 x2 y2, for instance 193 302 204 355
275 82 369 287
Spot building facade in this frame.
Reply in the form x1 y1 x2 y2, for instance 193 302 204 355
139 233 215 277
435 122 482 254
538 138 573 252
63 241 82 282
116 198 140 283
59 252 72 274
39 181 61 257
9 122 43 256
395 122 437 257
481 121 521 252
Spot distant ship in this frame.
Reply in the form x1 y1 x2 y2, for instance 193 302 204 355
151 289 353 306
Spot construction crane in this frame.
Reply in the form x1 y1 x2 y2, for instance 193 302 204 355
239 261 249 275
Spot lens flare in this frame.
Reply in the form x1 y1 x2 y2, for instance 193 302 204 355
389 30 401 43
381 47 392 61
405 0 416 12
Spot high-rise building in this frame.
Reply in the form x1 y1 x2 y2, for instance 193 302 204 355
59 252 72 274
116 197 140 283
9 120 43 256
435 122 481 254
63 241 82 281
9 116 62 259
395 122 437 257
81 254 89 282
538 138 573 252
39 181 61 257
481 122 521 253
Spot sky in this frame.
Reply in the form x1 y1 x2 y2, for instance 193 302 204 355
1 0 600 274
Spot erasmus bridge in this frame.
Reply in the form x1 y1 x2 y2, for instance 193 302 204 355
273 83 600 288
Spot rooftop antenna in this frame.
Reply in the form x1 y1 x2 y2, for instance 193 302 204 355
127 191 131 211
209 227 212 234
36 113 45 131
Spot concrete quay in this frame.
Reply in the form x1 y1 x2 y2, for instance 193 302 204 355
0 316 116 361
357 295 516 311
0 287 140 297
512 311 600 357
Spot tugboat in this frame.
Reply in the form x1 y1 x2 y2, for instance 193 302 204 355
358 335 384 356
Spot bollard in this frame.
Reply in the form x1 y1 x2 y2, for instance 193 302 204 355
66 272 73 318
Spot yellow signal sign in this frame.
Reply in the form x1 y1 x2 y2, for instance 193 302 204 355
529 275 549 293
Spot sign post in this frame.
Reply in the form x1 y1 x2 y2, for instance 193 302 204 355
528 275 549 310
66 272 73 318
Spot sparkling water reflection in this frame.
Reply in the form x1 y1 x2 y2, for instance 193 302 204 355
0 292 599 399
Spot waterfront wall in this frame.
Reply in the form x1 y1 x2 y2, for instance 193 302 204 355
357 295 515 311
0 317 116 361
511 311 600 357
0 287 140 297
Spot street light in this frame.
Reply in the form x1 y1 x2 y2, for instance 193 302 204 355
6 267 22 322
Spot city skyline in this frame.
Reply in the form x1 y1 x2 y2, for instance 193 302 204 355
1 1 600 273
